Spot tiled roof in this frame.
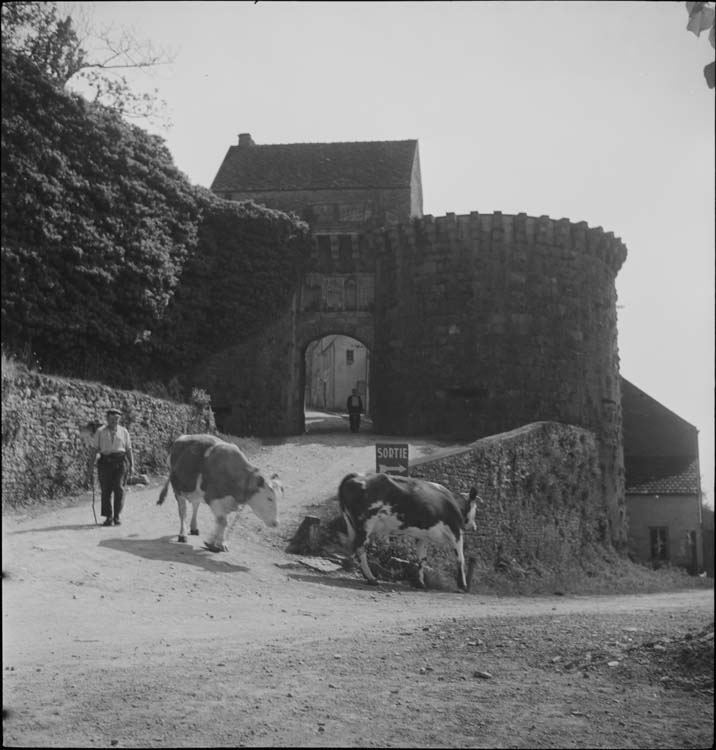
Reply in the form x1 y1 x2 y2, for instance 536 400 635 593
210 138 419 192
626 459 700 494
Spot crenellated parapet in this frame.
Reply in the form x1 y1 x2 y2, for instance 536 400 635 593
378 211 626 275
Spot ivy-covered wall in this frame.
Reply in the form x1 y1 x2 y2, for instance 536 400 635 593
1 368 215 510
1 51 310 392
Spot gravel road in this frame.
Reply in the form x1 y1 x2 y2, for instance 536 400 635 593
3 418 713 748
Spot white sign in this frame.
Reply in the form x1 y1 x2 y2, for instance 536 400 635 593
375 443 409 475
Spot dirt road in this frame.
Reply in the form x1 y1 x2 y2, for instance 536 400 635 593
3 425 714 748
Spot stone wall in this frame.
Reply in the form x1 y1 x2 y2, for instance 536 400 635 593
409 421 609 573
193 210 629 548
371 211 627 548
626 493 703 571
226 186 415 231
2 369 215 510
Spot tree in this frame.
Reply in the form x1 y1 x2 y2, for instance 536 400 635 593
1 1 172 127
685 1 716 88
1 1 84 80
1 50 200 384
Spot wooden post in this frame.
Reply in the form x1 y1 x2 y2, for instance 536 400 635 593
466 556 478 592
286 515 321 554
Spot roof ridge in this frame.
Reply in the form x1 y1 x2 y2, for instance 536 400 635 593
232 139 418 148
211 137 420 192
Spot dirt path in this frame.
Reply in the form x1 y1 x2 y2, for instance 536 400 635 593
3 427 714 748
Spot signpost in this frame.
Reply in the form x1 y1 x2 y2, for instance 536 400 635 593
375 443 409 476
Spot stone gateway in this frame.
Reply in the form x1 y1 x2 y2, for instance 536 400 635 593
197 135 628 548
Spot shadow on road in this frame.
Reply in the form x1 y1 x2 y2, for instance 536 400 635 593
9 523 101 534
287 572 406 592
98 536 250 573
288 572 466 596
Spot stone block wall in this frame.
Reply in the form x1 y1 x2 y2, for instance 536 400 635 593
372 212 625 437
409 421 608 572
371 211 627 548
226 187 415 234
2 369 215 510
195 308 299 436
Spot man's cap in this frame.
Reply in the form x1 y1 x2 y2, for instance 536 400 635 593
106 408 122 416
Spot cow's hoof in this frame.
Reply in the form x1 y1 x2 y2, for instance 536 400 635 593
203 542 228 553
365 579 380 586
178 535 188 543
190 529 200 536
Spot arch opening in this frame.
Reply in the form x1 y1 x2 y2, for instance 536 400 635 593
303 334 372 434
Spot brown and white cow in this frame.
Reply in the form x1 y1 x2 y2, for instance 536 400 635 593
157 434 282 552
338 472 480 591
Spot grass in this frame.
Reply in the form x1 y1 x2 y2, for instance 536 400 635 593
466 555 714 597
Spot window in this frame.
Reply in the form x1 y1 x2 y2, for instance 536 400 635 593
302 280 322 312
346 349 354 366
339 203 366 221
338 235 353 269
649 527 669 563
358 277 375 310
312 204 338 221
345 277 357 310
316 235 332 269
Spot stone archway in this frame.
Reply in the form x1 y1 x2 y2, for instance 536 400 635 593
303 333 372 431
292 314 374 434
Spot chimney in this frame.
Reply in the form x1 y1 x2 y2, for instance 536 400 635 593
238 133 255 147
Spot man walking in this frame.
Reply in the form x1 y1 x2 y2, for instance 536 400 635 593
88 407 134 526
346 388 364 433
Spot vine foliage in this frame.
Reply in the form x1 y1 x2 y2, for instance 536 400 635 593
1 49 310 392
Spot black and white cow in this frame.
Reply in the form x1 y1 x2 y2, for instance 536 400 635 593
157 434 282 552
338 472 480 591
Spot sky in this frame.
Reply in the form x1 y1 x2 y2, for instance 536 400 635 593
66 1 715 504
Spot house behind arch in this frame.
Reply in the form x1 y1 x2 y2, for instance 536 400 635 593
211 132 423 241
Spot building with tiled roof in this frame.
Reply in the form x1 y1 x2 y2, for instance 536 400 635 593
621 377 699 488
622 378 703 572
626 459 700 495
211 133 423 230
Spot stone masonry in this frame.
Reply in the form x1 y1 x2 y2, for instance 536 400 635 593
409 421 608 573
195 210 628 547
2 369 214 509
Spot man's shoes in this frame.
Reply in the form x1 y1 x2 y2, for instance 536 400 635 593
102 518 113 526
113 518 121 526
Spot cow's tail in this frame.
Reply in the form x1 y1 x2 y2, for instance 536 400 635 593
157 477 171 506
464 487 481 531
